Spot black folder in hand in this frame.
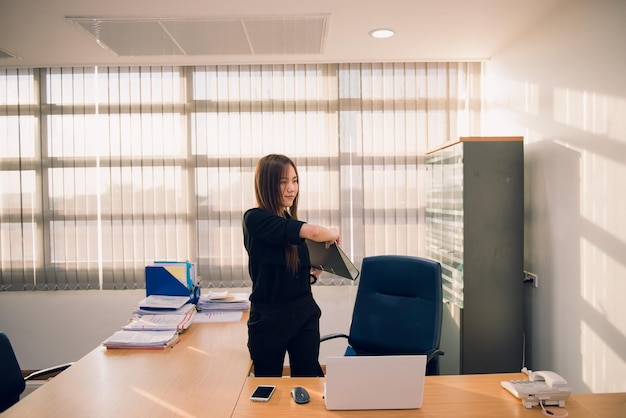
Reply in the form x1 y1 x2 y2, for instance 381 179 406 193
305 240 360 280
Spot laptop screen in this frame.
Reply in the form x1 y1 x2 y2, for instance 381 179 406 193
324 355 427 410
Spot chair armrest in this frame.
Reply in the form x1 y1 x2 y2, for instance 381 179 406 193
320 333 348 343
24 362 74 381
425 349 444 362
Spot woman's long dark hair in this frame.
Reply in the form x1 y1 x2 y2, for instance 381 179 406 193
254 154 300 274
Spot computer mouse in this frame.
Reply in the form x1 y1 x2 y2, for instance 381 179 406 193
291 386 310 404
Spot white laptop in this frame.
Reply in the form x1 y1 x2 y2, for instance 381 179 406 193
324 355 427 410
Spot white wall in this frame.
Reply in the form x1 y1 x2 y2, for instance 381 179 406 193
484 0 626 393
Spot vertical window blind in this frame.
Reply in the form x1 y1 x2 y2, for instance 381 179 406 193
0 62 482 290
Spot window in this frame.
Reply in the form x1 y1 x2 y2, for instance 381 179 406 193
0 62 482 290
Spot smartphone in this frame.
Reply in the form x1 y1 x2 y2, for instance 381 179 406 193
249 385 276 402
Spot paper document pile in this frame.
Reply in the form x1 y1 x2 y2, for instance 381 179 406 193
103 330 180 350
134 301 196 316
128 296 197 332
123 312 195 332
196 291 250 311
137 295 191 311
102 296 197 350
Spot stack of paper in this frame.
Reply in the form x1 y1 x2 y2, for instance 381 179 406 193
122 311 196 332
137 295 190 311
103 330 180 350
193 310 245 323
197 291 250 311
134 302 196 316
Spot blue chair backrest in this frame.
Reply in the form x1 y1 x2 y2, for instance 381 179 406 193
347 255 443 355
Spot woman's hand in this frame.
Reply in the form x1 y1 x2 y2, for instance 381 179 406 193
300 224 340 246
309 268 322 284
325 227 340 248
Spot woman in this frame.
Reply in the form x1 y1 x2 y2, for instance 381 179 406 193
243 154 339 377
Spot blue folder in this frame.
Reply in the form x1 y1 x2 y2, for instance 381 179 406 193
145 261 200 304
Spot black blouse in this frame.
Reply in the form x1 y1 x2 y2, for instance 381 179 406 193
243 208 312 305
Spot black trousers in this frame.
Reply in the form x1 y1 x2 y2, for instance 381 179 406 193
247 294 324 377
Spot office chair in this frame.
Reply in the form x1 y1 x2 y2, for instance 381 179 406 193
0 332 73 413
321 255 444 375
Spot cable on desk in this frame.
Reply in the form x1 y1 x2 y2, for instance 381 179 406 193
540 401 569 417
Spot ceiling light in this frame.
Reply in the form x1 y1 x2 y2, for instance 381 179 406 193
369 29 394 39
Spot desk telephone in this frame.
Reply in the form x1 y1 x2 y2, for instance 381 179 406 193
501 370 572 408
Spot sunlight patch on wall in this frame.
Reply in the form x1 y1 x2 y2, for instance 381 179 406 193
487 76 540 116
580 234 626 393
483 74 541 142
580 238 612 307
579 152 626 243
553 88 626 141
581 320 626 393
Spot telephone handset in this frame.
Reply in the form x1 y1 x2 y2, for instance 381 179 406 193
530 371 569 389
501 370 572 408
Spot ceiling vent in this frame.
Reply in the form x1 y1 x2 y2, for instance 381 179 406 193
67 15 329 57
0 47 19 60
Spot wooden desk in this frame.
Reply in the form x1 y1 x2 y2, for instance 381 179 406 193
2 315 251 418
233 374 626 418
4 313 625 417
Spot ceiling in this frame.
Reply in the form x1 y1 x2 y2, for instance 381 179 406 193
0 0 567 69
